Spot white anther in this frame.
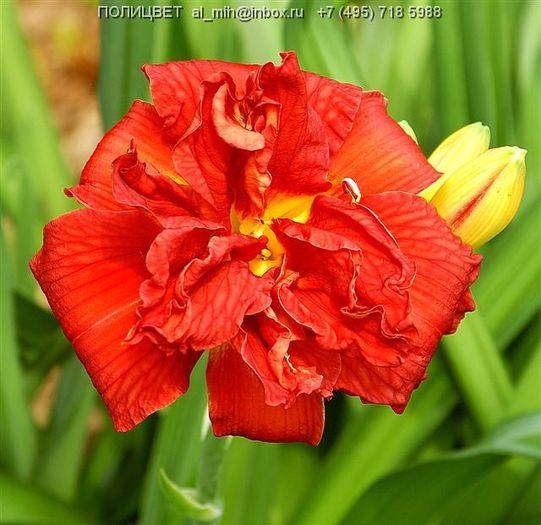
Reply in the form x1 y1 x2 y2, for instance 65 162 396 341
342 178 361 203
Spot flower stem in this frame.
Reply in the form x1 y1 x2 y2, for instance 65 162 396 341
188 425 231 525
197 428 231 504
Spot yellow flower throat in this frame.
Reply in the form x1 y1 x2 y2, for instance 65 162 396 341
231 194 314 276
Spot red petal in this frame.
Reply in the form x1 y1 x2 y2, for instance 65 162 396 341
288 341 342 399
337 352 423 412
304 72 362 160
110 148 202 221
211 82 267 151
274 219 404 367
307 196 417 338
328 91 440 195
362 191 482 343
137 233 273 351
260 53 331 200
31 209 200 430
143 60 255 141
172 77 236 224
70 101 175 210
206 344 324 445
336 192 482 409
236 313 325 408
275 192 480 410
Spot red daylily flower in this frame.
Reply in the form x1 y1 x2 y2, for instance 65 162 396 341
31 52 481 445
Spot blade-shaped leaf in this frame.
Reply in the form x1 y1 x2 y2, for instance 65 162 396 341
0 473 94 525
343 413 541 525
139 361 207 525
34 357 95 501
0 224 36 478
159 470 222 523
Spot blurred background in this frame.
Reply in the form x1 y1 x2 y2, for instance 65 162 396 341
1 0 540 524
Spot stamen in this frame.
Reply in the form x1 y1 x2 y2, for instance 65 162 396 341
284 353 297 373
342 177 361 203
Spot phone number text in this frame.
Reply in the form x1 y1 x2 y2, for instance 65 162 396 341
316 5 443 21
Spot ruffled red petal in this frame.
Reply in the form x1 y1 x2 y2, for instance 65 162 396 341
172 76 239 224
170 54 347 220
236 313 325 408
110 148 204 221
307 196 417 338
288 340 342 399
304 72 362 160
328 91 440 195
274 192 480 411
260 52 331 202
336 192 482 409
135 231 273 352
273 221 406 367
69 101 176 211
336 353 422 413
362 191 482 342
143 60 255 142
30 209 200 430
206 343 324 446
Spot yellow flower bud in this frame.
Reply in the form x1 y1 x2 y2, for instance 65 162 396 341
430 147 526 248
421 123 490 200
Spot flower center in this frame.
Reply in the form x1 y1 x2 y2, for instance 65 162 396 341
235 216 284 276
231 194 315 277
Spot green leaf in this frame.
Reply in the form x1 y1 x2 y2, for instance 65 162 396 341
159 470 222 523
156 416 230 525
440 457 539 525
459 0 498 130
150 0 191 63
79 422 153 523
99 1 158 129
229 0 283 63
504 464 541 525
0 224 36 479
343 454 500 525
475 412 541 460
294 359 458 525
14 292 70 389
0 472 94 524
475 204 541 348
442 309 513 432
139 361 207 525
10 159 40 297
221 439 280 525
438 346 541 525
0 0 72 220
432 0 469 134
98 1 130 130
33 357 95 501
272 445 318 525
487 0 517 145
343 413 541 525
508 335 541 418
179 0 242 62
385 9 433 122
284 0 365 84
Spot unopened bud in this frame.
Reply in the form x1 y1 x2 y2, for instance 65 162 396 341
430 147 526 248
422 123 490 201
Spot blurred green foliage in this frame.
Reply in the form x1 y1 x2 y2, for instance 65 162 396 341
1 0 540 524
